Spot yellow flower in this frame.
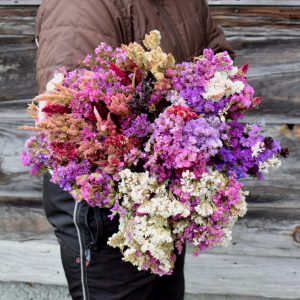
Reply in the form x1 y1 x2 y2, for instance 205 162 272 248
143 30 161 50
125 30 175 80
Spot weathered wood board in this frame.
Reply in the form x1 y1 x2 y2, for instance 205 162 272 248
0 5 37 100
0 235 299 298
2 203 299 253
212 5 300 124
0 99 42 203
0 204 53 239
185 253 300 299
211 6 300 28
0 2 299 298
0 45 37 101
0 240 67 286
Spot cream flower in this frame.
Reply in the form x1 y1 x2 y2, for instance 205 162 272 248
108 169 191 275
194 201 214 217
203 71 244 102
37 100 48 123
46 72 64 91
125 30 175 80
258 155 282 174
167 90 186 105
251 141 265 158
143 30 161 50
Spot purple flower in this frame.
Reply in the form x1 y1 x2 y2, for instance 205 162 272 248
123 114 152 138
51 160 91 192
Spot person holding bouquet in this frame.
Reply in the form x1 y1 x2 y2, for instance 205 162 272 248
35 0 235 299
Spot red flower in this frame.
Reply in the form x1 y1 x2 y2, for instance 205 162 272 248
105 134 138 158
251 96 262 108
167 105 198 121
239 64 249 76
109 63 131 86
134 69 143 84
107 154 121 166
42 104 71 115
125 60 143 84
50 142 77 161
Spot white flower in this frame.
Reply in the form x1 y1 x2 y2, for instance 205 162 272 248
144 140 152 152
181 169 225 199
109 214 175 274
193 237 200 247
251 141 265 157
234 198 248 217
203 71 244 102
167 90 186 105
195 201 214 217
232 80 244 94
137 191 190 219
218 228 233 247
110 169 190 274
192 215 206 226
259 156 282 174
228 66 238 77
46 72 64 91
172 220 189 234
37 100 48 123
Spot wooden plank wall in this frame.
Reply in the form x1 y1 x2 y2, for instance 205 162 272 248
0 0 299 298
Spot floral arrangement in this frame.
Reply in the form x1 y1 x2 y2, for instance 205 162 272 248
20 30 288 276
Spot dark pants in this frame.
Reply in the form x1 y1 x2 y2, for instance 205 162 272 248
42 173 186 300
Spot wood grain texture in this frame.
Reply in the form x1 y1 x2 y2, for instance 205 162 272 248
2 203 299 255
185 295 290 300
185 253 300 299
205 213 300 258
0 99 41 203
211 6 300 124
0 45 37 101
0 6 37 100
0 235 299 298
0 204 53 239
0 3 298 298
0 240 67 286
211 6 300 28
0 6 36 44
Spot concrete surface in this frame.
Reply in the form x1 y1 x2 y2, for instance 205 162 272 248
0 282 287 300
0 282 70 300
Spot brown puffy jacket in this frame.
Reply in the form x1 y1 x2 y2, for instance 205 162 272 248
35 0 235 93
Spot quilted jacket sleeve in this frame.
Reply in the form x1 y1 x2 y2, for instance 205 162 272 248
203 0 236 60
35 0 126 93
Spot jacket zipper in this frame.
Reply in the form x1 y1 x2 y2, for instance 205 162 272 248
74 201 89 300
